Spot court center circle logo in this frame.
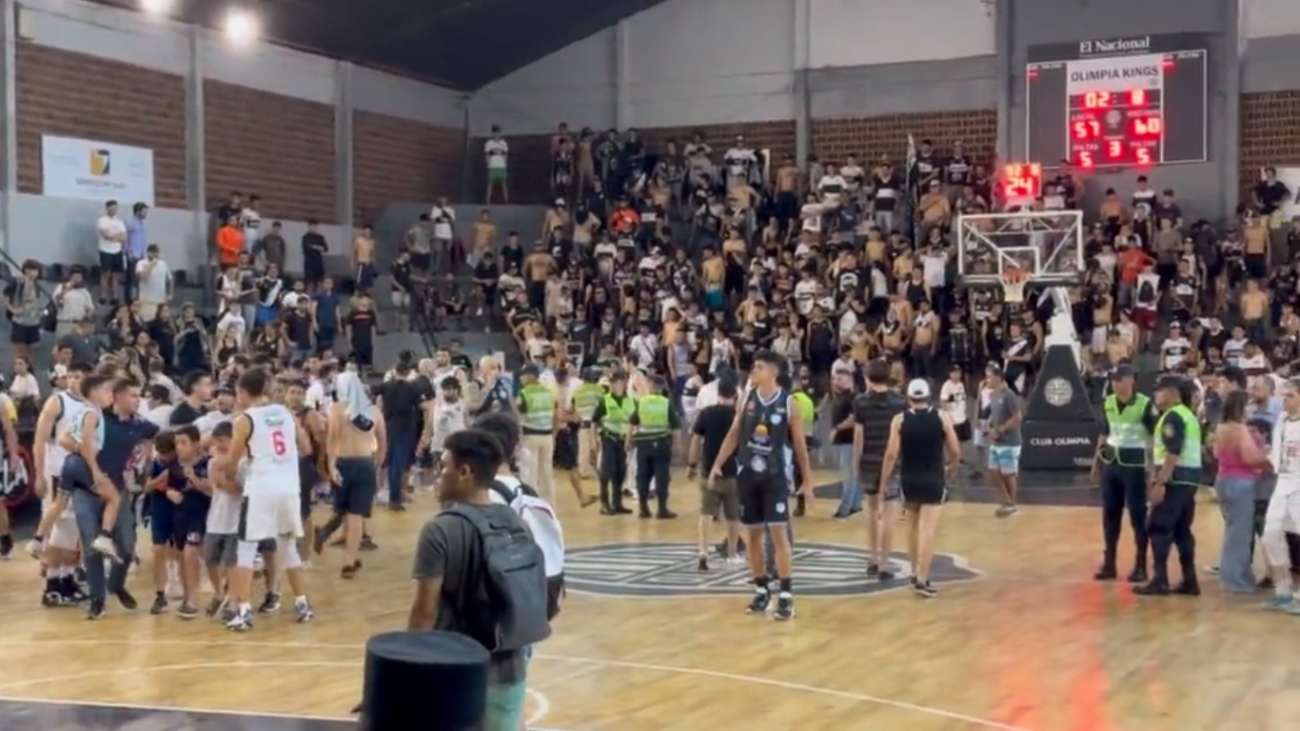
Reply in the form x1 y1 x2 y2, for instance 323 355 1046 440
563 542 982 597
1044 377 1073 407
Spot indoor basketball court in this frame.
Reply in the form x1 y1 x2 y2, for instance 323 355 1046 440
0 469 1293 731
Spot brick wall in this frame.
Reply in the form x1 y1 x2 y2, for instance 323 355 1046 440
353 111 464 226
468 119 798 205
14 43 188 208
810 110 998 168
203 80 336 224
1240 91 1300 199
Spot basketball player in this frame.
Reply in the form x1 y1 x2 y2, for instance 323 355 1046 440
315 371 382 578
852 359 905 580
59 374 121 561
286 380 326 563
224 369 314 631
1261 378 1300 611
422 376 468 481
711 351 813 621
879 379 960 598
29 362 92 604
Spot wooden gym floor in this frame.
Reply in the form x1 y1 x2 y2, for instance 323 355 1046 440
0 469 1294 731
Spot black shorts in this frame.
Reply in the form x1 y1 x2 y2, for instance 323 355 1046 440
411 252 431 272
300 458 319 519
737 468 791 526
954 421 972 443
99 251 125 274
351 345 374 368
902 479 947 506
9 323 40 345
333 456 377 517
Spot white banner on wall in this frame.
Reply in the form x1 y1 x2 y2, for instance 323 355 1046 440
40 135 155 206
1065 53 1164 94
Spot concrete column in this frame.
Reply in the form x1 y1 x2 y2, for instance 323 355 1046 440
0 0 18 253
792 0 810 161
994 0 1014 161
334 61 354 228
614 19 631 129
1220 0 1243 222
184 27 205 218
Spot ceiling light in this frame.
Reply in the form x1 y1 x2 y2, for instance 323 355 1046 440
140 0 171 13
224 9 258 43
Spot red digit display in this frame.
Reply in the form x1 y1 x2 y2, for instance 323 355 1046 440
1067 86 1163 168
1002 163 1043 200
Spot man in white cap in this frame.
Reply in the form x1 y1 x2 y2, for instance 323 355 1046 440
880 378 960 599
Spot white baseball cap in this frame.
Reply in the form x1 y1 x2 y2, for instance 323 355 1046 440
906 378 931 399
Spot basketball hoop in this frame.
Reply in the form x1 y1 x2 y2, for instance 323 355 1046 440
999 267 1030 304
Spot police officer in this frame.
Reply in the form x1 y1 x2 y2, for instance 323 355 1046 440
570 369 606 486
629 376 679 519
1134 374 1202 596
516 364 559 503
790 380 817 517
590 372 634 515
1090 363 1158 583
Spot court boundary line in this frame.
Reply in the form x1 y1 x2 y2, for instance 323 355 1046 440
0 661 553 728
0 639 1036 730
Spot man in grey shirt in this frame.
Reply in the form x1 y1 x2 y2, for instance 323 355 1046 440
984 363 1023 517
410 429 533 731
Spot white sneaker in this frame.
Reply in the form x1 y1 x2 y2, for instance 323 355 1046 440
166 580 184 601
26 539 43 559
91 535 120 563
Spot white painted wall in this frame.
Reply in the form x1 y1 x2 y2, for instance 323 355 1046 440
624 0 796 127
470 28 618 136
1241 0 1300 38
808 0 995 67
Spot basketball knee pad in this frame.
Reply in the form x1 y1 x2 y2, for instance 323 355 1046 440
280 539 304 570
235 541 260 569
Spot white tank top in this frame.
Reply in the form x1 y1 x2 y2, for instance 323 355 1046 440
46 392 89 477
243 403 299 492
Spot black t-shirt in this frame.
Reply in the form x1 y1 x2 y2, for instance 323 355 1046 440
829 393 856 446
391 261 414 293
692 403 737 477
170 401 207 426
348 309 377 346
382 378 431 432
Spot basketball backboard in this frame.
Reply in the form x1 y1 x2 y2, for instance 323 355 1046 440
956 210 1084 287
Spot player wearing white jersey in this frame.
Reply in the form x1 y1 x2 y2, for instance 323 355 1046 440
28 363 92 604
1262 378 1300 613
224 369 314 631
426 377 467 457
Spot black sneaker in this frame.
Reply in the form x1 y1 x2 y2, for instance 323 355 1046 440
1128 566 1149 584
878 571 896 582
911 579 937 598
41 591 61 608
865 563 880 578
361 535 379 551
257 592 282 614
697 555 709 572
205 596 226 618
86 600 106 620
150 593 168 615
177 603 199 620
113 588 138 610
0 534 13 559
772 592 795 621
746 589 770 615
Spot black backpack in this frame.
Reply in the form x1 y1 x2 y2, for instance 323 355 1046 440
443 504 552 653
1137 279 1157 304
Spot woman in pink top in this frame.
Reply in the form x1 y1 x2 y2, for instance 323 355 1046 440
1215 391 1271 593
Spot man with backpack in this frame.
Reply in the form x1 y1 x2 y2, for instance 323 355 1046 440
410 428 553 731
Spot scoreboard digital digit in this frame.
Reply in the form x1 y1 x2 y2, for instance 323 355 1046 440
1025 34 1208 170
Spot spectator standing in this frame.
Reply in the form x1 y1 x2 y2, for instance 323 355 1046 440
430 197 456 275
302 221 329 293
260 220 286 272
484 126 510 204
311 276 341 354
215 214 244 269
134 245 172 321
405 214 432 275
52 267 95 338
241 194 262 255
471 209 497 268
96 200 127 304
4 259 45 362
123 203 148 303
390 250 414 332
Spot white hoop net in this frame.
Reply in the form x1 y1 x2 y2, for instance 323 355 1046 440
1000 272 1028 304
